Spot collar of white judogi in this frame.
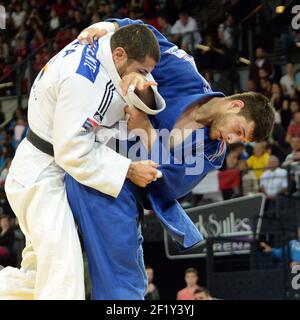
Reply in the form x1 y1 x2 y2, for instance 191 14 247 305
96 33 165 116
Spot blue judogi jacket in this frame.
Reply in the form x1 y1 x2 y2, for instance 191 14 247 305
112 19 227 248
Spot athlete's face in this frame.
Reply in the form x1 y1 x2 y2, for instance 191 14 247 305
113 47 156 78
209 113 254 144
119 56 156 78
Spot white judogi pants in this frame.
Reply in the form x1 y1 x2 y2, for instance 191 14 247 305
0 140 84 299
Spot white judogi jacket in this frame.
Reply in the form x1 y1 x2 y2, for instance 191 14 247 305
1 33 165 300
11 34 165 197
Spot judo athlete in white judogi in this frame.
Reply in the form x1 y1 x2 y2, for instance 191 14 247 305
0 24 165 299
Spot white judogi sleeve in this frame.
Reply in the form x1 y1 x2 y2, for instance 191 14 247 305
53 73 131 198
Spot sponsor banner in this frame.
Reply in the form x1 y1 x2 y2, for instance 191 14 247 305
164 194 266 259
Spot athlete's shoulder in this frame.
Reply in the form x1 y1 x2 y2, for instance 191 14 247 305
57 40 102 84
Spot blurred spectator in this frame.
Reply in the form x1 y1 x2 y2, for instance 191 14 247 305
63 9 75 28
14 23 29 42
194 287 218 300
280 26 300 54
195 34 226 71
129 7 144 21
258 68 270 80
51 40 60 56
0 143 14 169
295 68 300 93
0 158 12 187
282 137 300 192
0 105 5 125
268 124 287 159
170 11 202 53
259 77 272 99
11 3 26 30
280 62 296 98
260 226 300 268
0 59 13 84
286 112 300 144
0 130 12 148
14 38 29 60
218 168 241 200
203 70 221 92
176 267 200 300
0 36 9 62
157 14 172 39
48 9 61 37
290 100 300 115
247 79 258 92
219 143 248 199
232 142 249 160
260 155 288 201
249 47 273 83
266 139 286 165
0 214 15 267
142 13 160 31
55 28 73 50
282 137 300 168
10 107 27 126
153 0 168 13
218 14 239 92
30 23 46 50
238 160 259 195
247 142 270 180
14 117 27 146
91 13 101 25
73 10 87 32
220 149 239 173
280 98 293 131
26 8 43 29
52 0 69 18
268 94 286 150
0 148 7 171
217 14 237 51
144 265 160 300
270 83 283 111
33 53 44 77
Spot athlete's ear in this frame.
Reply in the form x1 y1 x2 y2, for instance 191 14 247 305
112 47 127 63
227 99 244 113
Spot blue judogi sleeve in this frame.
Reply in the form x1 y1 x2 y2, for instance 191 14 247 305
145 129 226 202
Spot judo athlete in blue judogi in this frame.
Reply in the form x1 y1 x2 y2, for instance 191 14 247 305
66 19 274 299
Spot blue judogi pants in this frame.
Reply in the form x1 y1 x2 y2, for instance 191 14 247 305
65 175 147 300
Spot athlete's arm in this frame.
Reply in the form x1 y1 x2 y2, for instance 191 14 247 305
53 74 158 196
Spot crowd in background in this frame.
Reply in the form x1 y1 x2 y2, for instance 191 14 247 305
0 0 300 299
145 266 218 300
0 0 201 95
